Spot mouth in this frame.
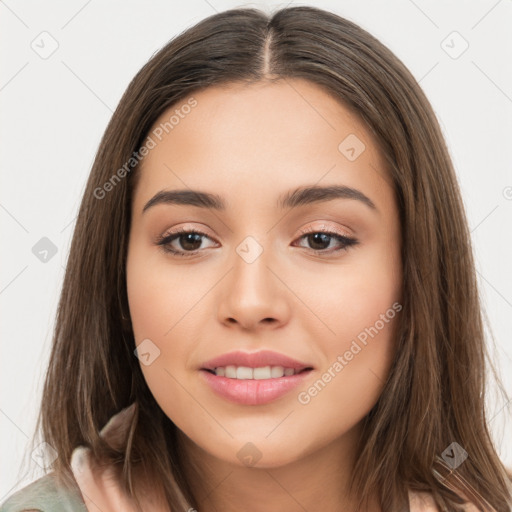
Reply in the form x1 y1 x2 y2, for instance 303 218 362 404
199 350 314 405
200 349 313 374
202 365 313 379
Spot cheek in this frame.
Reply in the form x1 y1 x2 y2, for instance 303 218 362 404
126 242 204 341
293 277 401 446
297 240 401 350
294 238 402 412
126 270 167 343
126 249 198 432
125 241 211 410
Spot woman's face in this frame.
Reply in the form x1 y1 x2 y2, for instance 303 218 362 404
126 78 402 469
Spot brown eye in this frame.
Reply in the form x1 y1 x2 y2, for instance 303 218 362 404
294 229 358 255
156 229 216 257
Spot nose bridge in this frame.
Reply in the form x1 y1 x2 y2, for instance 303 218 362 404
216 233 290 329
235 234 266 267
231 234 274 300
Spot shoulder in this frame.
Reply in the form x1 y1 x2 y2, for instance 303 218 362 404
408 489 482 512
0 473 87 512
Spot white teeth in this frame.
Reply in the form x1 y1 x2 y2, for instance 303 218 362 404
253 366 271 380
225 365 237 378
213 365 299 379
271 365 284 378
236 366 253 379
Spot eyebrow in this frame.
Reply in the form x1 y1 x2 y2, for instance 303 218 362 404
142 184 377 214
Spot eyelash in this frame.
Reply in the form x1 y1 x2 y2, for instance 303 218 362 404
156 226 359 258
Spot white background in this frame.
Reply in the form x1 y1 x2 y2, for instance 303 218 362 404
1 0 511 500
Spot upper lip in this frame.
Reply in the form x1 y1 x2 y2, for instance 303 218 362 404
201 350 313 371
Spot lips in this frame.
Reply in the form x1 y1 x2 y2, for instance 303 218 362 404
199 350 314 405
201 350 313 372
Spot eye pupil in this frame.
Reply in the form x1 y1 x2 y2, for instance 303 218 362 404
180 233 202 251
308 233 330 250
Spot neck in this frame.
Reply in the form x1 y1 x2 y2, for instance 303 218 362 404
177 423 381 512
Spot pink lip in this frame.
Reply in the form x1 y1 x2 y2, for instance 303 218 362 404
199 350 314 406
200 350 312 371
200 370 313 405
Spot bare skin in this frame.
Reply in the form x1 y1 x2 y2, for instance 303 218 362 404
126 78 402 512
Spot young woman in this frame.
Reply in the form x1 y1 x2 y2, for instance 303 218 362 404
2 5 511 512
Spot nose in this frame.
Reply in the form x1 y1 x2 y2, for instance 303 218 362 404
216 244 292 331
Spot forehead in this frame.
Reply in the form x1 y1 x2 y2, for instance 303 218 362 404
133 78 391 213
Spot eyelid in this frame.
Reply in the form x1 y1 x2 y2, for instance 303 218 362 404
158 221 352 242
158 223 215 240
296 221 354 238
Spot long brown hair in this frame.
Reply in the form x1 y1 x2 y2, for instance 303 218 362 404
18 6 511 511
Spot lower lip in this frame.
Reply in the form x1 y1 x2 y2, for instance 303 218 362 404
200 369 313 405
